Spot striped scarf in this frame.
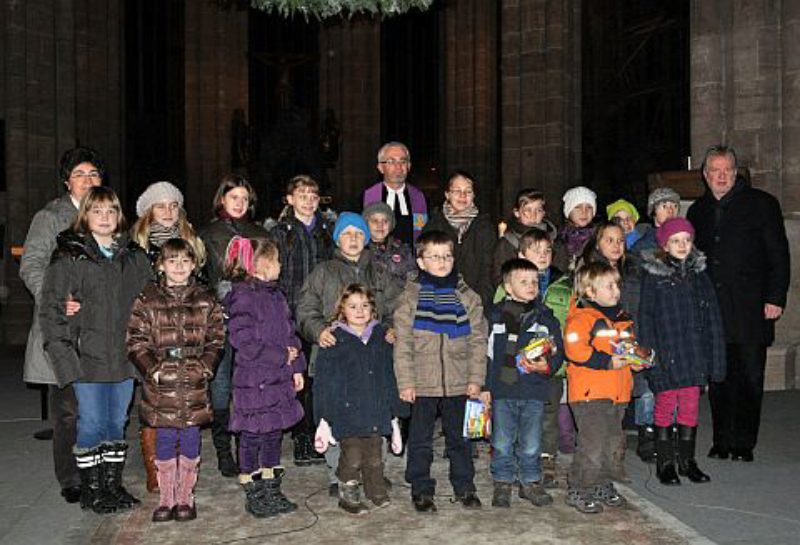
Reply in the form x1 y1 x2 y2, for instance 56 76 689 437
413 270 470 339
443 202 479 243
149 222 180 248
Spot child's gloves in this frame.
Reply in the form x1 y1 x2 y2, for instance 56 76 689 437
391 418 403 454
314 419 337 453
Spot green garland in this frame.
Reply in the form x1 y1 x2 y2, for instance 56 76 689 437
248 0 434 18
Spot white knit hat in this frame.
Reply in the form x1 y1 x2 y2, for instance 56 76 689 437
562 186 597 218
136 181 184 218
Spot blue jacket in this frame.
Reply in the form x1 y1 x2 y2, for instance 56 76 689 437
313 323 407 439
638 249 726 393
486 299 565 401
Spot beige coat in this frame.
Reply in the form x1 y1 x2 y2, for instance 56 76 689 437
393 276 488 397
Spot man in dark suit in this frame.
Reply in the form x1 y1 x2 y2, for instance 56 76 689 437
687 145 790 462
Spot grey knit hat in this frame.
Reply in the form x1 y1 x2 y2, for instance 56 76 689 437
647 187 681 216
136 181 184 218
362 201 396 231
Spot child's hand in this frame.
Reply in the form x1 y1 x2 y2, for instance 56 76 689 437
65 294 81 316
390 418 403 454
151 371 160 384
466 383 481 399
292 373 304 392
479 391 492 407
399 387 416 403
384 327 396 345
611 354 628 370
318 327 337 348
629 363 646 372
287 346 299 364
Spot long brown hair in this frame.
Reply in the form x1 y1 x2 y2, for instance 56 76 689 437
72 186 126 236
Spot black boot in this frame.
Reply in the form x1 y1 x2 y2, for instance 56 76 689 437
212 409 238 477
677 425 711 483
75 448 117 514
636 425 657 463
293 434 312 467
264 467 297 513
656 426 681 486
101 442 140 509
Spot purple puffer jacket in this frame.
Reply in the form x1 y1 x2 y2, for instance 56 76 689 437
225 278 306 434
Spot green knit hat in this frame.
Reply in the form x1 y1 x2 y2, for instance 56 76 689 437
606 199 640 223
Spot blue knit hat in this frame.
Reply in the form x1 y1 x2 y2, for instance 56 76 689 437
333 212 370 246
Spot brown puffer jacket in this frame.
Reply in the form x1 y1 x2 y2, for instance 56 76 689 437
127 279 225 428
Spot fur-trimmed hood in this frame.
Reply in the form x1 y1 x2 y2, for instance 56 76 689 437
640 248 707 277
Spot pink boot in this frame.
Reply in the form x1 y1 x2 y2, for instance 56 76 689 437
152 459 177 522
174 455 200 522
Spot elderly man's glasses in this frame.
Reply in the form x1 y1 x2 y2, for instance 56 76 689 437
379 159 410 167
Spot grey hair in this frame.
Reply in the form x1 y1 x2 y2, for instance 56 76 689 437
377 141 411 163
701 145 738 173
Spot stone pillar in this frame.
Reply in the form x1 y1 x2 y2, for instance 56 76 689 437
691 0 798 388
782 0 800 214
184 2 248 222
441 0 498 215
2 0 124 344
690 1 782 196
318 17 381 210
500 0 581 220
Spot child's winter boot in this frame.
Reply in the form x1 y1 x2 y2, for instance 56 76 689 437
636 425 657 463
565 487 603 514
75 447 117 514
519 481 554 506
262 466 297 514
656 426 681 485
491 481 512 508
240 472 279 518
101 441 140 509
339 480 369 515
152 458 177 522
174 455 200 521
676 425 710 483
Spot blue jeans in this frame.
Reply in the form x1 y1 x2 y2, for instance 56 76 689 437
633 374 654 426
490 398 545 484
73 379 134 449
211 339 233 410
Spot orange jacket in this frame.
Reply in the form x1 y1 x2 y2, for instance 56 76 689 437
564 302 634 404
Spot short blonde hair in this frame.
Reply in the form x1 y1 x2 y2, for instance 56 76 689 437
574 261 620 299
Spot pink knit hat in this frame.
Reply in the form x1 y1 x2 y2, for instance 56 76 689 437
656 217 695 248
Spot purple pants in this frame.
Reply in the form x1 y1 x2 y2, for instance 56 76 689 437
559 404 577 454
156 426 201 460
654 386 701 427
239 430 282 474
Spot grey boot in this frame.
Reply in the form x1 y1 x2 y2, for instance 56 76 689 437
519 481 554 507
338 480 368 515
491 481 512 508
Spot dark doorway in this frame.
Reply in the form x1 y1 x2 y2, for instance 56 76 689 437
582 0 690 214
124 0 185 216
380 5 442 194
248 11 320 217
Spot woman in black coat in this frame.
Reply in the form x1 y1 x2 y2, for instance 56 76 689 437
422 171 498 311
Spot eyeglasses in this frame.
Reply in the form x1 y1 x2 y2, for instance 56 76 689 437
423 254 454 263
70 171 101 181
293 193 320 202
448 189 474 197
379 159 410 167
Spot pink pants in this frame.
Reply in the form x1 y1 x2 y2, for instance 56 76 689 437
653 386 701 427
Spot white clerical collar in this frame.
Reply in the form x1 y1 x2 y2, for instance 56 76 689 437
385 183 409 215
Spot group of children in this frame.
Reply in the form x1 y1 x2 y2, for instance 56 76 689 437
119 176 726 522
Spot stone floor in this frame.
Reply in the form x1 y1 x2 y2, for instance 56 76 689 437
1 348 798 545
